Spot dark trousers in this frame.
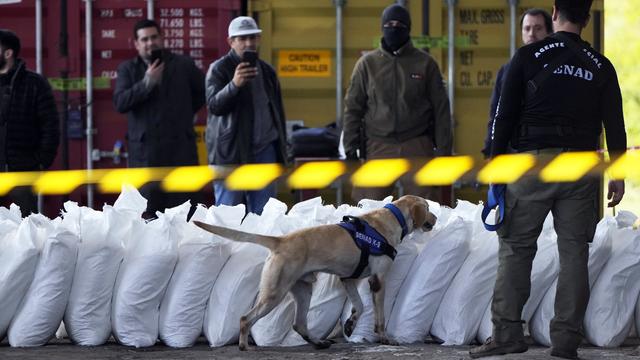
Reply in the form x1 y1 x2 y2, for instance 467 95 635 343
1 186 37 217
140 183 202 220
213 142 278 216
351 135 435 203
491 168 598 351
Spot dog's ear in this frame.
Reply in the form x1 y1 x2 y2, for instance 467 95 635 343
409 200 428 231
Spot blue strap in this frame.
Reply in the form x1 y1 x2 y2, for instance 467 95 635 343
481 184 506 231
338 216 397 279
384 203 408 239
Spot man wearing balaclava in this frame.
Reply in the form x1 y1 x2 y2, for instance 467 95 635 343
470 0 626 359
342 3 452 203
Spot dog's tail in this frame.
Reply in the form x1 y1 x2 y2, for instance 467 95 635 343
192 220 280 250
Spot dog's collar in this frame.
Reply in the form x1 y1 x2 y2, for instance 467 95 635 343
384 203 408 239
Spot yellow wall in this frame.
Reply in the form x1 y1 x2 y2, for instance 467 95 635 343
250 0 604 160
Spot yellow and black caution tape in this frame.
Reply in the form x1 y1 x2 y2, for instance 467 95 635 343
0 150 638 196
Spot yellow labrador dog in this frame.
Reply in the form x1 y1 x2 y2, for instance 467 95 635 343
194 195 437 350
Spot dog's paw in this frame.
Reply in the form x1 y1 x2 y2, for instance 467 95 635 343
312 340 332 350
343 319 355 337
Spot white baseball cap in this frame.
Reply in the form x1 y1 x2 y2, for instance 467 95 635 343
228 16 262 38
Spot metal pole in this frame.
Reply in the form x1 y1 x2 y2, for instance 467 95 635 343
147 0 154 20
35 0 42 74
36 0 43 213
334 0 345 126
85 0 94 208
447 0 456 116
59 0 69 171
509 0 518 57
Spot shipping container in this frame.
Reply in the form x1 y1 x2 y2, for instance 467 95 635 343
250 0 604 203
0 0 242 216
0 0 606 215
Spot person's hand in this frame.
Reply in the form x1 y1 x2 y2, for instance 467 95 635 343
145 59 164 88
607 179 625 207
232 62 258 88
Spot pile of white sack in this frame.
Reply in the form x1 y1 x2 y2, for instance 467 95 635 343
0 186 638 348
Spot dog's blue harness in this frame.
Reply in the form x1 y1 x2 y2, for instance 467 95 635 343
339 204 406 279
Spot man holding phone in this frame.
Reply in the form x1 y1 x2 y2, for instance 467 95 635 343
205 16 287 215
114 19 205 218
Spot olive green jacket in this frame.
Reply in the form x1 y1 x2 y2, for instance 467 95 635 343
343 40 452 157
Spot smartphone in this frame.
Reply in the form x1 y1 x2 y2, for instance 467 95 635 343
150 49 163 65
242 50 258 67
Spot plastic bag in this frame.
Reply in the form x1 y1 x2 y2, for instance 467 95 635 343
8 216 79 346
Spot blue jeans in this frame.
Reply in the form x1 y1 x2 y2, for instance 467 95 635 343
214 143 278 215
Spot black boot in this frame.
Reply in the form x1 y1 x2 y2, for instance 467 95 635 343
550 347 579 360
469 337 528 359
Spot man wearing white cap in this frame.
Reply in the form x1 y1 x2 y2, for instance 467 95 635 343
205 16 287 215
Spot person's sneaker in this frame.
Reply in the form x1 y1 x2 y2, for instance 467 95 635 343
550 347 579 360
469 337 528 359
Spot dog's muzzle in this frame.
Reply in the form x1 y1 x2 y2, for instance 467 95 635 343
423 213 437 231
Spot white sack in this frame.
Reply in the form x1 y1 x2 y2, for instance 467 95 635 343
431 229 499 345
63 204 127 346
475 216 559 344
159 205 232 348
476 303 493 344
341 278 378 343
584 225 640 347
521 223 559 324
8 217 79 347
287 196 335 227
55 322 68 339
383 231 432 322
280 273 348 346
530 216 615 346
204 242 268 346
386 216 471 343
203 202 276 347
0 203 22 223
0 217 37 341
250 199 311 346
111 205 178 348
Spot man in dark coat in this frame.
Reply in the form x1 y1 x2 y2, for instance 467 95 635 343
114 19 205 218
0 29 59 217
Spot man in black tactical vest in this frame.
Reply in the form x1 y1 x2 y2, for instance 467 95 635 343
470 1 627 359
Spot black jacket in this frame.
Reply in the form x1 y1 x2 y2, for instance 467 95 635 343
491 32 626 155
113 50 205 167
0 59 59 171
205 50 287 165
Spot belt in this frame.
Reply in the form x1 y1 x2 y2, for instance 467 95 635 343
521 147 590 155
520 124 597 138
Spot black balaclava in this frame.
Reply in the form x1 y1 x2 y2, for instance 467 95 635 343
381 4 411 52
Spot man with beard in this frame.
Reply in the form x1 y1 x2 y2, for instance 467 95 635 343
114 19 205 219
342 4 452 202
0 29 59 216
